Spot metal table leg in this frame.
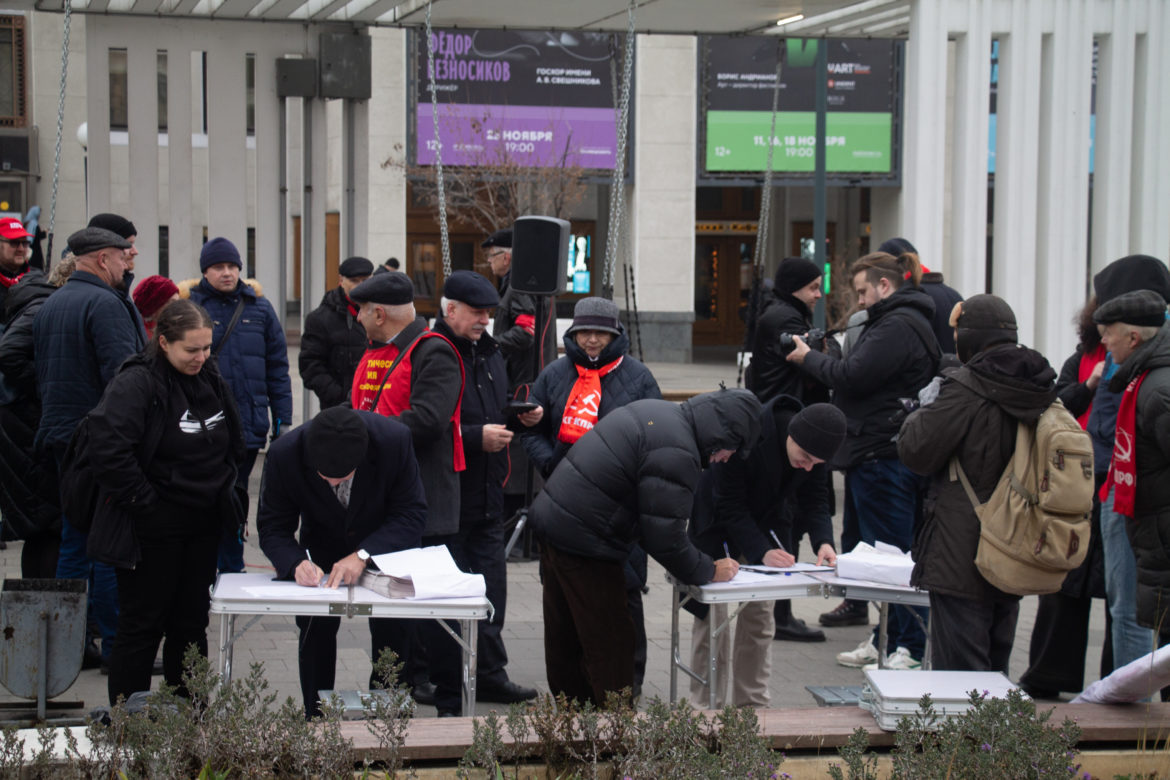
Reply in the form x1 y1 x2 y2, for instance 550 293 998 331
669 585 680 702
877 602 889 669
218 614 235 684
708 606 718 710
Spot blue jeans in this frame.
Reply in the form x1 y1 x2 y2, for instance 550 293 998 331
1101 486 1155 667
848 458 929 660
57 516 119 661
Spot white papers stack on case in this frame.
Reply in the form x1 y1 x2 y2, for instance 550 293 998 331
836 541 915 587
860 670 1025 731
362 545 486 600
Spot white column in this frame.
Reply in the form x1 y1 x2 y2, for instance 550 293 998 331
630 34 696 311
991 0 1042 345
84 20 111 213
1035 0 1094 362
948 0 991 297
126 42 159 277
166 45 200 280
900 0 948 266
205 37 249 253
1129 0 1170 257
347 98 370 260
253 48 283 317
365 28 407 268
301 96 329 330
1089 0 1136 272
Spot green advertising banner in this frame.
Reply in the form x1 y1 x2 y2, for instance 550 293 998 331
705 111 892 173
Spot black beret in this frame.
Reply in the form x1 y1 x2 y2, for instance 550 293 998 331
306 407 369 479
1093 254 1170 305
67 226 131 256
443 270 499 308
348 271 414 306
338 256 374 279
1093 290 1168 328
88 212 137 240
481 228 512 249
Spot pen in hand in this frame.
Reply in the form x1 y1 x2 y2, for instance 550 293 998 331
305 549 326 588
723 541 731 559
768 530 787 553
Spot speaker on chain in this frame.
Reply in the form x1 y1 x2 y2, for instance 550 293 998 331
510 216 569 295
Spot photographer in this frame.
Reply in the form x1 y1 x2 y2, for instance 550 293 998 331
787 250 940 670
748 257 831 405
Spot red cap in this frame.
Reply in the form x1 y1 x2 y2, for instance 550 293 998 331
0 218 31 241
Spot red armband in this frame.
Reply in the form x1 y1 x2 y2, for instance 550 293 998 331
515 314 536 336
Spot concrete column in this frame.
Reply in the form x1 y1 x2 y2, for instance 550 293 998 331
991 0 1042 345
205 36 249 252
1129 0 1170 257
253 48 283 316
165 45 200 281
630 34 696 361
126 42 159 277
948 0 991 298
366 28 407 268
900 0 948 267
1090 0 1136 273
84 21 111 212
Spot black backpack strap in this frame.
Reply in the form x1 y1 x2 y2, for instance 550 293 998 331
213 298 247 357
888 308 942 375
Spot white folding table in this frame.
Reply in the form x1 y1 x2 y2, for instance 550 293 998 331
811 572 932 669
209 573 490 713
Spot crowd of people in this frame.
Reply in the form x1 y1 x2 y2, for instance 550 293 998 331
0 209 1166 718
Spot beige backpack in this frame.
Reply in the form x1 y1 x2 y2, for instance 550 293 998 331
951 398 1094 596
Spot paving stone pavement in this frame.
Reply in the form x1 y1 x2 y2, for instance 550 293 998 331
0 349 1106 719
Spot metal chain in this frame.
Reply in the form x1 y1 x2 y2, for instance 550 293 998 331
46 0 73 266
425 0 451 277
737 40 784 386
603 0 636 294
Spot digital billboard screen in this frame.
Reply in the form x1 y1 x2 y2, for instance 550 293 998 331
413 29 621 170
701 37 902 179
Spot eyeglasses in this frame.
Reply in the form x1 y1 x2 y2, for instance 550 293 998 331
4 239 29 248
487 249 507 259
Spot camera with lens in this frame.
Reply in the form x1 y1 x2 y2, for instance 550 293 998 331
779 327 826 354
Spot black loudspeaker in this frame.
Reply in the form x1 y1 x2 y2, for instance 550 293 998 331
319 32 372 100
510 216 569 295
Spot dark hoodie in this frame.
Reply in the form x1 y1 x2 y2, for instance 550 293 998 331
522 325 662 477
1108 324 1170 632
801 284 940 467
898 342 1057 600
530 388 761 585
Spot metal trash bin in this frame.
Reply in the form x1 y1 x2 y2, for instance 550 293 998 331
0 579 88 720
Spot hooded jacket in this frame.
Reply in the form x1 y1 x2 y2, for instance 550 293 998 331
522 325 661 477
183 277 293 448
0 271 57 408
898 343 1057 600
1109 324 1170 632
298 286 368 408
801 284 940 467
529 389 761 585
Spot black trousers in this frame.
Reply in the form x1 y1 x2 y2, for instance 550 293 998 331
542 545 635 707
295 615 413 718
108 503 219 705
929 591 1019 673
448 514 509 685
1021 592 1113 694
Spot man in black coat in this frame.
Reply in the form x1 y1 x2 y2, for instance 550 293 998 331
688 399 844 707
530 388 760 706
432 271 541 704
788 251 940 669
257 407 428 718
299 256 372 408
747 256 827 405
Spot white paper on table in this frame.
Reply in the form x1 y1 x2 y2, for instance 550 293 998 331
1072 645 1170 703
241 585 347 600
741 562 836 574
836 542 915 587
370 545 486 600
728 569 780 585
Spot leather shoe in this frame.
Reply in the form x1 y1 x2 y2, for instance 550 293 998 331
773 617 826 642
819 600 869 627
412 681 437 706
477 679 538 704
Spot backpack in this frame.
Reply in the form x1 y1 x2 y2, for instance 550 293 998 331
950 398 1094 596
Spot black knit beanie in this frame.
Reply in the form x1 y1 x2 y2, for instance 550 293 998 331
788 403 846 462
774 257 822 295
88 212 137 240
306 407 369 479
1092 254 1170 305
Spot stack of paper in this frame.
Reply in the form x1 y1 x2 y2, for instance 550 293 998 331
836 541 915 587
365 545 486 600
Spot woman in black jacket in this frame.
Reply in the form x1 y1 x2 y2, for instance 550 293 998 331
86 300 244 704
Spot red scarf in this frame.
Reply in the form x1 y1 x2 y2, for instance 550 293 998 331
1075 344 1106 429
557 357 622 445
1102 370 1148 516
0 270 25 289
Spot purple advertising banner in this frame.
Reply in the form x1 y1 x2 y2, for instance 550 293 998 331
417 103 617 169
414 28 622 170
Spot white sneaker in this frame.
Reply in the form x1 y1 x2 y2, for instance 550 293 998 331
863 646 922 671
836 636 879 668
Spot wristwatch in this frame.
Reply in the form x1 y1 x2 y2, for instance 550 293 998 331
357 549 370 562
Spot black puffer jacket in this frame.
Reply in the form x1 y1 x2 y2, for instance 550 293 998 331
522 326 661 477
1110 324 1170 633
898 343 1057 600
747 293 812 404
530 389 762 585
0 271 56 409
298 286 367 408
801 284 939 467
